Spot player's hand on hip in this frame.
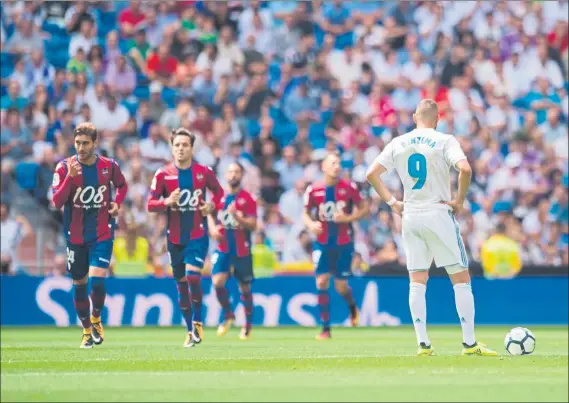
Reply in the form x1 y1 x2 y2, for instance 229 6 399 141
309 221 323 236
108 202 120 217
391 201 404 216
440 199 463 215
199 200 214 216
165 188 181 206
68 160 82 177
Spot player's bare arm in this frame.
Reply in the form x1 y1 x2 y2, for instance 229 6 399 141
334 199 369 224
109 161 129 217
52 159 82 209
366 161 404 216
303 207 323 236
228 202 257 231
441 159 472 215
207 214 223 241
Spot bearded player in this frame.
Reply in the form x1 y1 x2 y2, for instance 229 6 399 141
303 152 369 340
52 122 128 348
146 128 224 347
366 99 497 356
207 162 257 340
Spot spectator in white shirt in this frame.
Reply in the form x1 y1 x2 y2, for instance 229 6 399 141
528 43 565 89
402 49 432 88
91 94 129 132
238 1 273 35
538 108 568 145
278 178 307 226
474 11 502 43
239 12 274 57
140 123 171 172
274 146 304 191
503 45 531 98
69 19 97 57
326 45 363 89
486 86 521 135
26 49 55 92
217 25 245 67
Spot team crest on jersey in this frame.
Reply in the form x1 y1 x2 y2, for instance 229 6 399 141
52 173 60 187
196 173 204 181
338 188 346 195
102 168 109 176
237 198 246 205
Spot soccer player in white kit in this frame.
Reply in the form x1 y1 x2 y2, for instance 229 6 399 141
366 100 497 356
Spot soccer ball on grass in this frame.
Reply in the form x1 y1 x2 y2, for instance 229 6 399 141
504 327 536 355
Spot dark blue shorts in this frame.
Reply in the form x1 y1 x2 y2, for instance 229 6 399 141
66 239 113 280
313 242 354 279
168 237 209 279
211 251 254 283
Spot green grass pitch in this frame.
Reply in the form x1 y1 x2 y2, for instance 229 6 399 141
1 326 567 402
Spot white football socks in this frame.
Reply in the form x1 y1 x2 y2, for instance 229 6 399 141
454 283 476 346
409 282 430 346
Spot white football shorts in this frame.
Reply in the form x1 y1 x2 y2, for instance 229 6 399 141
401 209 469 273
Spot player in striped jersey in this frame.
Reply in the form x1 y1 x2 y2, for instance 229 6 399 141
303 152 368 340
52 122 128 348
147 128 224 347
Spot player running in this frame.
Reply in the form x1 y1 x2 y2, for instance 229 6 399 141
366 99 497 357
303 152 369 340
146 128 224 347
52 122 128 348
207 162 257 340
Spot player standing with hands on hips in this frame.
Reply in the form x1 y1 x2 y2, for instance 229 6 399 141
366 99 497 356
147 128 224 347
52 122 128 348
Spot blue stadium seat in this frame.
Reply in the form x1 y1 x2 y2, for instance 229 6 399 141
246 119 261 137
133 85 150 100
121 99 139 116
162 87 178 108
41 22 66 37
15 162 39 191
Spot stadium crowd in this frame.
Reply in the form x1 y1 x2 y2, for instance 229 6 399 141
1 0 568 276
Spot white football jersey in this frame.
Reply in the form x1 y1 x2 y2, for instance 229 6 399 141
374 128 467 214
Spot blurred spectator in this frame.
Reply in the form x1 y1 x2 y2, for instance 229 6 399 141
140 123 171 172
5 13 43 55
105 54 137 98
119 0 146 38
1 201 32 275
1 0 568 275
1 108 33 161
68 18 97 57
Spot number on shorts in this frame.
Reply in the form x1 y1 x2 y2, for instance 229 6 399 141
408 153 427 190
211 253 219 265
66 247 75 271
312 250 322 265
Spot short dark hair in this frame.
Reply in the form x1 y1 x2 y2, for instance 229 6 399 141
170 127 196 146
74 122 98 141
230 161 245 173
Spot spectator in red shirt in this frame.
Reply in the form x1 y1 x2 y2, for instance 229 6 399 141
421 79 449 119
119 0 146 38
548 20 569 55
369 83 396 128
146 43 178 87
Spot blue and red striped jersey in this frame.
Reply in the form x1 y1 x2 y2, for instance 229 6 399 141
147 162 224 245
303 179 363 246
52 155 128 244
215 189 257 257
